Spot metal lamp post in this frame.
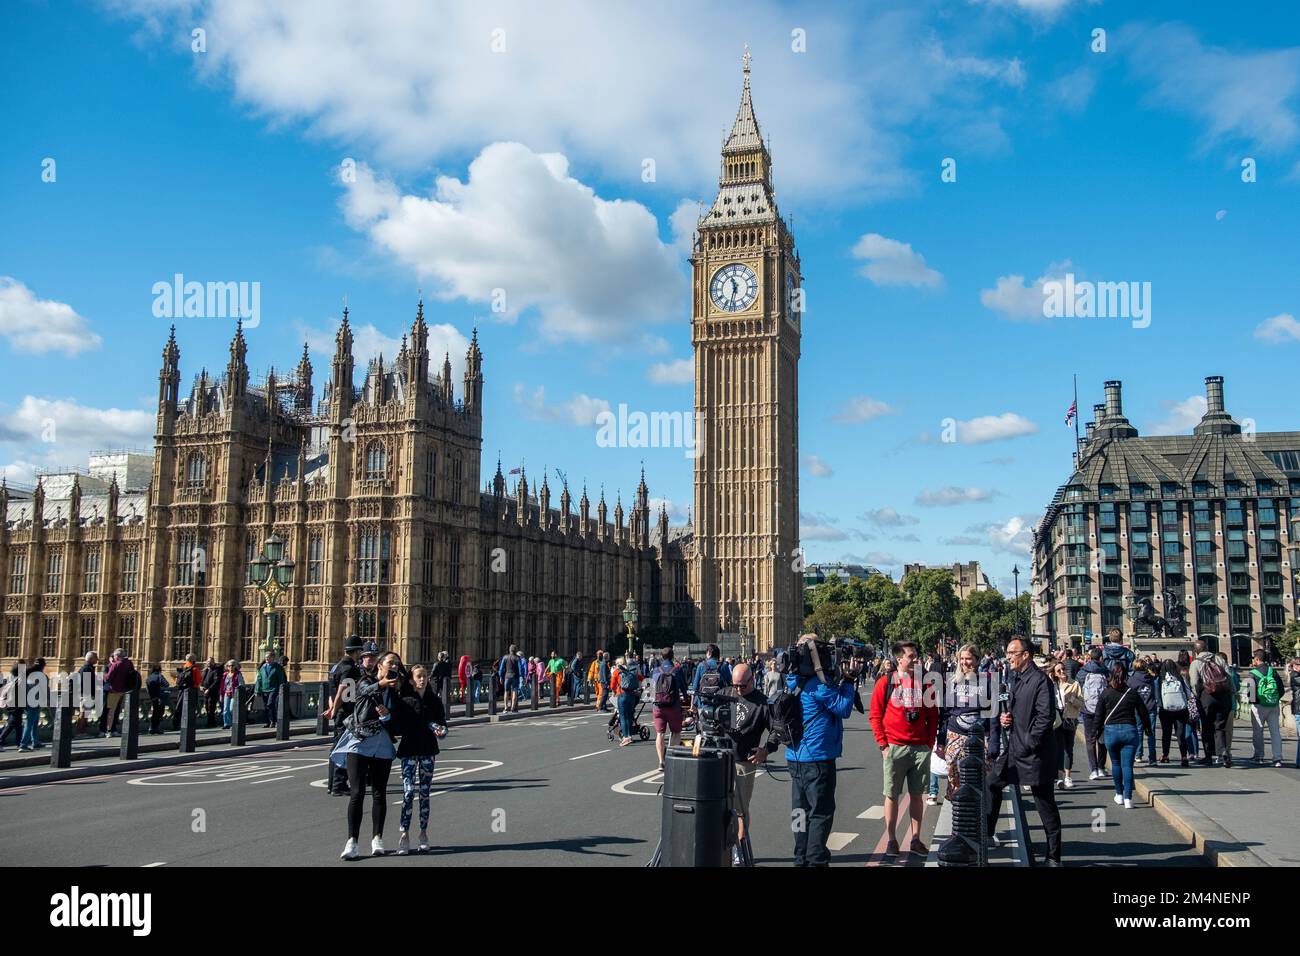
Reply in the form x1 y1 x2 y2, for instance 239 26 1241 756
1012 564 1021 635
250 532 295 659
622 593 639 660
739 622 750 661
1290 514 1300 657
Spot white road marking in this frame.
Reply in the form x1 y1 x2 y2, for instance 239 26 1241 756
444 744 475 750
143 861 166 867
857 806 884 820
569 749 611 761
611 768 664 796
826 832 859 851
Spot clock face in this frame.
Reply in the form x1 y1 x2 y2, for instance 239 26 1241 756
710 263 758 313
786 271 801 319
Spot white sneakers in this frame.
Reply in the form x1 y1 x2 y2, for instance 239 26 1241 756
1063 777 1074 789
396 833 410 856
370 836 386 856
1114 794 1123 805
925 795 938 806
340 838 359 861
1124 798 1133 810
418 830 430 852
1089 770 1100 781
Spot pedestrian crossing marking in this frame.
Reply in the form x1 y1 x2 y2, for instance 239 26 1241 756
857 806 884 819
826 832 858 851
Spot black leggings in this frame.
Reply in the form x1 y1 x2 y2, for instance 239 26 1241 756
1159 709 1188 759
346 754 393 841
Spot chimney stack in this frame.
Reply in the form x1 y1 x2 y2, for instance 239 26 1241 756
1205 375 1225 414
1104 381 1123 419
1194 374 1240 435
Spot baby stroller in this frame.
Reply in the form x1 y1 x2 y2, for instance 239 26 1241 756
607 692 652 742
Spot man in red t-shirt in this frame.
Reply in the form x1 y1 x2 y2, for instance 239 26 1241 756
869 640 939 856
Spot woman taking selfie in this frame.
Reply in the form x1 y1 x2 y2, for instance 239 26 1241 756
331 647 402 860
395 664 447 855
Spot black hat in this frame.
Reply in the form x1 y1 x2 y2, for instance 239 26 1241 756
361 641 379 658
344 635 364 652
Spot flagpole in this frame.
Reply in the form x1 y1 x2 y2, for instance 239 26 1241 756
1073 374 1080 448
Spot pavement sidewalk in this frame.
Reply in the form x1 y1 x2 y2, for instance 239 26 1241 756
1130 713 1299 867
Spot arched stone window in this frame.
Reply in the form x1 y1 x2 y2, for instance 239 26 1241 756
364 441 386 479
185 451 208 486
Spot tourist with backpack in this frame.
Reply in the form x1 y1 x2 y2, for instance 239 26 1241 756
1126 662 1159 767
1189 640 1234 767
690 644 730 713
869 641 940 857
612 656 639 746
650 648 689 770
333 650 402 860
1156 659 1192 767
1245 649 1283 767
1102 627 1135 675
253 652 286 728
1078 648 1110 779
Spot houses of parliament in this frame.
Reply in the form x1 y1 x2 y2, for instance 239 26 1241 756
0 54 803 679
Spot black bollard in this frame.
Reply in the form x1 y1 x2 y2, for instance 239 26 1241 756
276 683 291 741
230 686 247 746
315 681 331 735
50 702 75 769
937 735 988 867
440 676 452 724
465 677 476 718
178 686 199 753
488 671 498 718
584 678 591 707
119 689 140 760
530 672 539 711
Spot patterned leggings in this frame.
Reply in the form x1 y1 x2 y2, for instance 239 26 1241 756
400 756 434 832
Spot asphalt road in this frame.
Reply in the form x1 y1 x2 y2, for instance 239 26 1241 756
0 704 1205 867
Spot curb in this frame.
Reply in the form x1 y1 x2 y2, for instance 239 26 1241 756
0 704 598 790
1132 776 1272 868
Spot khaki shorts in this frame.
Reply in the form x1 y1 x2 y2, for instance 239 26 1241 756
882 743 931 799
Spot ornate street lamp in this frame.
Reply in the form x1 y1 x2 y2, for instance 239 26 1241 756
250 532 295 659
739 622 750 661
622 592 639 659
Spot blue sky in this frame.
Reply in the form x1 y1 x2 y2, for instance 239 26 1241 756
3 0 1299 593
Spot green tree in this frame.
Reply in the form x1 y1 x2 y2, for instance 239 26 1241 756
886 571 957 653
955 588 1011 651
855 575 906 649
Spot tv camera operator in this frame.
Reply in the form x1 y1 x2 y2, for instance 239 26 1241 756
781 633 862 867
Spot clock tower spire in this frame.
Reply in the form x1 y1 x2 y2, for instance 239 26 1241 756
690 49 802 654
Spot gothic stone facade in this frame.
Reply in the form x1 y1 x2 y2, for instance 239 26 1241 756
1 310 690 682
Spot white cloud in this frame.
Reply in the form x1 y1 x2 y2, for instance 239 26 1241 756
0 278 101 356
800 512 848 542
1049 67 1097 114
0 396 155 484
669 200 703 255
916 486 997 507
841 551 900 569
105 1 1032 204
832 396 896 424
925 42 1026 89
1254 313 1300 343
953 413 1038 444
1147 396 1207 436
851 234 944 289
981 515 1036 556
969 0 1079 15
648 497 690 523
979 261 1074 321
512 383 610 427
299 316 468 383
1121 22 1300 157
647 358 693 385
340 146 683 345
803 454 834 477
864 507 918 527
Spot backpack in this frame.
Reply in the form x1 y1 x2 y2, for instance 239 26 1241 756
1081 669 1106 714
618 665 640 695
1252 667 1280 706
695 662 723 698
768 681 805 751
654 667 681 707
1200 657 1229 695
1160 675 1188 711
1134 678 1156 712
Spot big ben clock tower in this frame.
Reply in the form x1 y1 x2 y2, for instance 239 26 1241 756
691 48 801 653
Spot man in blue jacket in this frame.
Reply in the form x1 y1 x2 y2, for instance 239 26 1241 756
785 635 858 867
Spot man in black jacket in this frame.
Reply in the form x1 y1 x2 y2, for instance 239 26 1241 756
986 636 1062 866
201 657 222 728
